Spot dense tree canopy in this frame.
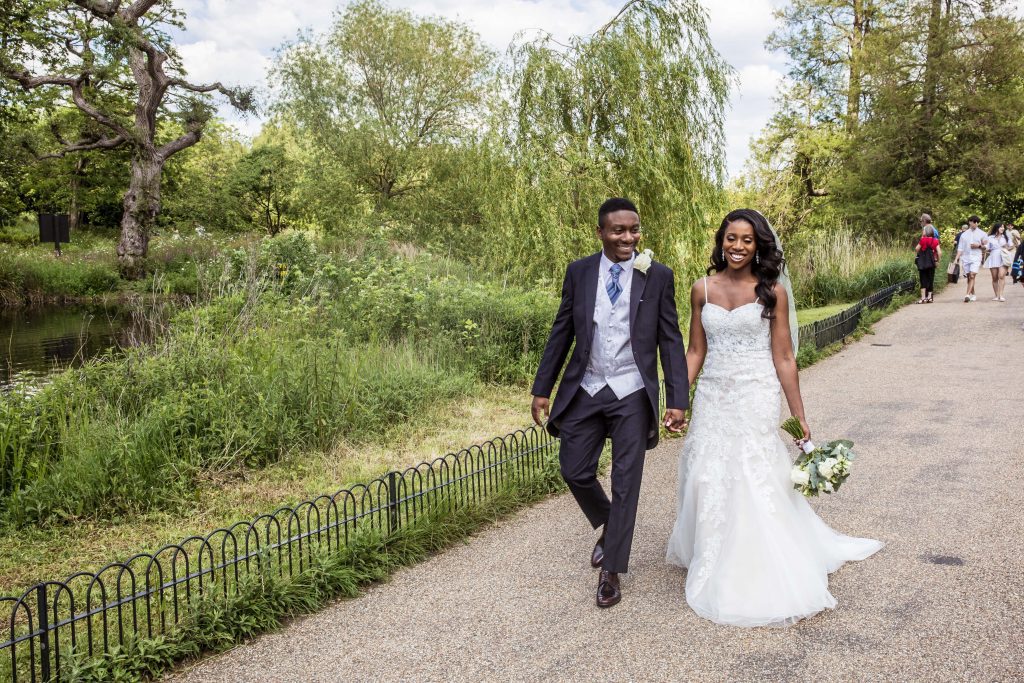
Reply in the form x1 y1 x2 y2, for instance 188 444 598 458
272 0 494 217
737 0 1024 236
6 0 1019 285
481 0 730 283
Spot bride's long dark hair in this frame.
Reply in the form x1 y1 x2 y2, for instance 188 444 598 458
707 209 786 320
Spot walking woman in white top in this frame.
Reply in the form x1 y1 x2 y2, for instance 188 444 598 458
983 223 1010 301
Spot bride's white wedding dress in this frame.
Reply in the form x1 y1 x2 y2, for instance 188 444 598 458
665 289 882 627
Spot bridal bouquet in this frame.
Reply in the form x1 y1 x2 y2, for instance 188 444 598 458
781 417 855 497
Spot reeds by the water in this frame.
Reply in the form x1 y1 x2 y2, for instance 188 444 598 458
787 228 915 307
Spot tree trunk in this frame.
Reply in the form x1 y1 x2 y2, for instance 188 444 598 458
68 156 87 232
845 0 866 132
916 0 944 183
117 150 162 279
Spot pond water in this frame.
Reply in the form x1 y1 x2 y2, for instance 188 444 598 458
0 305 138 389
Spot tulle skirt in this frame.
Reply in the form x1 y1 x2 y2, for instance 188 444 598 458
666 365 883 627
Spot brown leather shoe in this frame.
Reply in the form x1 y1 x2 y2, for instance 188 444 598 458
590 532 606 568
596 570 621 608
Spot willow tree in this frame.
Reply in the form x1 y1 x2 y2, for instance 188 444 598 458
272 0 493 221
489 0 730 286
0 1 254 277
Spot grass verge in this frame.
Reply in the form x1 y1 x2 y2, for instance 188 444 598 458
0 390 529 598
796 302 853 326
796 289 919 369
4 472 565 683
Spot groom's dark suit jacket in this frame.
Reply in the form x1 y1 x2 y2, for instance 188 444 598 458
531 251 689 449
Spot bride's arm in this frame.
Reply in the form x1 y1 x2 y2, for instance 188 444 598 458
685 281 707 387
769 285 810 440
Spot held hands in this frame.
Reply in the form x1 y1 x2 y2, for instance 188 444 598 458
533 397 689 433
531 396 550 427
663 408 687 433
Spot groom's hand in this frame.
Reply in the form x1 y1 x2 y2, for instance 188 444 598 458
531 396 550 426
663 408 687 433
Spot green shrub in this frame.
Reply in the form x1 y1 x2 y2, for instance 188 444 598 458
0 300 474 525
0 247 120 301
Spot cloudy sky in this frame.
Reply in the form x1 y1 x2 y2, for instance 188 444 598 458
172 0 791 179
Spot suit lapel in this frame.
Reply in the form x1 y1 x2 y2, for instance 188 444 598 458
629 266 647 333
582 253 600 330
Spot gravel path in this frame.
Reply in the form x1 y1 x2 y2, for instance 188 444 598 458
173 282 1024 682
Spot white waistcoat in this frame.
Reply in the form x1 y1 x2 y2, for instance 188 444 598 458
581 263 644 399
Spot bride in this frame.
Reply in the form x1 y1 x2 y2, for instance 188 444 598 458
666 209 882 627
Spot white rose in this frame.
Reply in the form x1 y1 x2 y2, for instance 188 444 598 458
824 481 835 493
634 249 653 274
790 467 810 486
817 462 834 478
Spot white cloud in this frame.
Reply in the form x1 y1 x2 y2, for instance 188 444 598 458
176 40 270 89
705 0 788 177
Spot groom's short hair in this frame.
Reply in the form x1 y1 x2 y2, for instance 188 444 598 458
598 197 639 228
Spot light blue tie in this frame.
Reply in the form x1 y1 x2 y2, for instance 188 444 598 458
606 263 623 305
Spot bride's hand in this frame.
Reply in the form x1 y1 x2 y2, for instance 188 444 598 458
796 416 811 442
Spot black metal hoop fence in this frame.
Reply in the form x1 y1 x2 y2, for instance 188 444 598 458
1 279 915 682
1 427 558 683
798 279 915 351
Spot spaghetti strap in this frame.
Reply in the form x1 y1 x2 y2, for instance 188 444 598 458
703 276 709 305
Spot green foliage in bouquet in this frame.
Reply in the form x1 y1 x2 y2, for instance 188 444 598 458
780 416 804 441
781 417 856 497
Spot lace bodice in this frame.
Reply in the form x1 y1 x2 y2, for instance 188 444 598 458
700 300 774 380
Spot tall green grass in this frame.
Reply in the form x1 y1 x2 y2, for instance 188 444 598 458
786 228 915 307
1 325 474 525
0 246 120 304
0 233 558 526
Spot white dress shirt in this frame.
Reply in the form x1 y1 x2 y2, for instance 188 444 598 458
580 252 645 399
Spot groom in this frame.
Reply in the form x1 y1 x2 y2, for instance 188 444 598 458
530 197 688 608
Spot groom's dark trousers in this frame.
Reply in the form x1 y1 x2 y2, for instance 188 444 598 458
558 385 650 573
532 251 688 574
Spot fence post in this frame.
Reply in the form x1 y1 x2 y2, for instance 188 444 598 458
386 471 399 534
36 584 50 682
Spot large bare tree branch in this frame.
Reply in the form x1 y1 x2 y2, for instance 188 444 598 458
2 65 132 137
67 78 132 138
167 77 254 111
39 134 128 159
3 69 78 89
156 126 200 160
125 0 161 21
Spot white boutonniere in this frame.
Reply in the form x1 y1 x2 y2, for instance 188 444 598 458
634 248 654 274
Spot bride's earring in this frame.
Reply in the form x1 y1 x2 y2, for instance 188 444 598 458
721 248 725 262
755 252 760 265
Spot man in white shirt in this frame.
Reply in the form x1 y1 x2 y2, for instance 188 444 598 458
956 215 987 302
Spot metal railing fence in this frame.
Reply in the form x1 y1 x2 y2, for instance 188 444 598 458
798 280 915 351
1 427 558 683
